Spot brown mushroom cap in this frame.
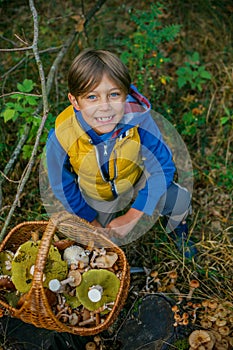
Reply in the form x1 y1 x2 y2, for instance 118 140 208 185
218 326 230 336
67 270 82 287
150 270 159 278
207 300 218 309
189 280 200 289
85 342 97 350
169 271 178 280
188 330 211 348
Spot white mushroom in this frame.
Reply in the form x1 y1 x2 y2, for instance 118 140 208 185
49 276 75 292
91 252 118 269
88 285 103 302
63 245 89 266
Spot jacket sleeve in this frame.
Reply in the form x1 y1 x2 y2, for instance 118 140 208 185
46 129 97 222
131 114 175 215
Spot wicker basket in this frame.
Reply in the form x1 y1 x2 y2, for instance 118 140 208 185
0 212 130 335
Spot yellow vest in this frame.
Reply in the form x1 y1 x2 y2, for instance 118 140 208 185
55 105 143 200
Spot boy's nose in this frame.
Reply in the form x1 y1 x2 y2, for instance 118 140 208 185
99 98 111 110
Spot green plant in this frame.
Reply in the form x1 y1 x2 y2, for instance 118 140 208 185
176 52 212 91
1 79 39 123
0 79 54 159
220 106 233 127
120 3 181 93
173 338 189 350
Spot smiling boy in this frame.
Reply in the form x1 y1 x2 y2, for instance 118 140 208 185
46 48 197 257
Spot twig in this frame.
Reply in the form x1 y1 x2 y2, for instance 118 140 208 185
0 92 42 99
0 0 48 240
0 123 31 208
0 46 33 52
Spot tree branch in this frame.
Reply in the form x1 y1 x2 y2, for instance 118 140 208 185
0 0 48 240
0 0 107 240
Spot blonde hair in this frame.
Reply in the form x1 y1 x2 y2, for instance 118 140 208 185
68 48 131 97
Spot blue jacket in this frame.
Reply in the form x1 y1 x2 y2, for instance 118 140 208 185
46 85 176 222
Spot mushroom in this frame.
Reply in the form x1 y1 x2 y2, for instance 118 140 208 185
169 270 178 284
171 305 179 313
200 319 212 329
201 300 209 312
76 269 120 311
11 240 67 293
188 330 214 350
150 271 161 289
93 335 101 347
67 270 82 287
187 280 200 300
63 245 89 266
78 311 96 326
167 283 181 296
85 341 97 350
58 312 79 326
53 239 76 251
0 250 14 275
85 240 95 253
92 252 118 269
215 318 227 327
48 272 81 293
207 300 218 310
182 318 189 326
218 326 230 336
0 275 16 290
214 341 228 350
88 285 103 302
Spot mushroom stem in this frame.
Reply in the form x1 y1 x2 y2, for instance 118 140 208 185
79 315 96 326
49 276 75 292
88 285 103 302
187 280 200 300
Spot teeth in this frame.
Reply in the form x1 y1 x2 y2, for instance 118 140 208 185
97 116 113 122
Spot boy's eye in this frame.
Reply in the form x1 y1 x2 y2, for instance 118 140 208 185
87 94 96 100
110 92 120 97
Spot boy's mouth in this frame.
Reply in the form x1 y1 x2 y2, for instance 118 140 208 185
96 115 114 122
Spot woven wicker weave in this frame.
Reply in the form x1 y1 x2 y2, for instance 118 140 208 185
0 212 130 335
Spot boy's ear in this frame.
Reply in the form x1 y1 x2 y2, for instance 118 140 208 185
68 93 80 110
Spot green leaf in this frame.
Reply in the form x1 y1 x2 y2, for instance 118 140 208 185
17 79 34 93
177 76 187 88
199 70 212 79
2 109 16 122
220 116 229 125
25 96 39 106
191 51 200 63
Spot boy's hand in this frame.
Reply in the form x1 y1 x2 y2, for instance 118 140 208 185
90 218 103 228
106 208 143 238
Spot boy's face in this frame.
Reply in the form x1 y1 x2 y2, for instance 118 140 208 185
68 75 126 134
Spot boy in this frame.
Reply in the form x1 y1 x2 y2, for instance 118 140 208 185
46 48 197 258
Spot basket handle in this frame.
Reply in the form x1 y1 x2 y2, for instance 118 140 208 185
32 212 79 284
